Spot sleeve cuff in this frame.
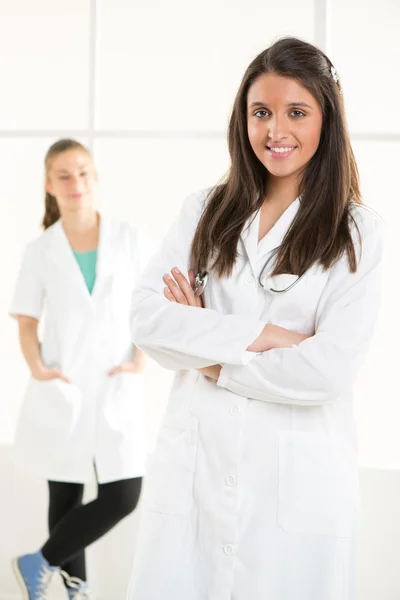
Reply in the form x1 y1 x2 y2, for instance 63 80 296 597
9 306 41 320
216 363 232 390
232 320 266 365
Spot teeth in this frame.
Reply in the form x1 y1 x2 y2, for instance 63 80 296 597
269 147 295 153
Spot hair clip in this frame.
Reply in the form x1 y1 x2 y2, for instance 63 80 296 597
330 65 343 96
331 66 339 83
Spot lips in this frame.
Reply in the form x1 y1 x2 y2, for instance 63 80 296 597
265 145 297 159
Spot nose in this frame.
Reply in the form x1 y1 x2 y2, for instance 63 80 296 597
70 175 84 193
267 114 289 142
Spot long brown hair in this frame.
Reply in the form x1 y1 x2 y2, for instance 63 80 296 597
191 37 361 277
42 139 91 229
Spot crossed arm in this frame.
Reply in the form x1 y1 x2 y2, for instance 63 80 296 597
162 266 311 380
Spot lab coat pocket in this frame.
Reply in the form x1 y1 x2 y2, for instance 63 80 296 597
142 414 198 515
267 268 329 332
277 430 357 537
15 377 82 457
106 371 144 432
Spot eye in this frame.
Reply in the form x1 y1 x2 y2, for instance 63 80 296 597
290 110 306 118
59 175 70 181
80 171 88 177
253 109 269 119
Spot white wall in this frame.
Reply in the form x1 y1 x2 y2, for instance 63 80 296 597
0 0 399 598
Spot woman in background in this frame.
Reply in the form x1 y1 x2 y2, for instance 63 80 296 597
10 139 148 600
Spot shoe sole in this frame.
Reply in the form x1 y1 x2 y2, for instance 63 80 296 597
12 557 30 600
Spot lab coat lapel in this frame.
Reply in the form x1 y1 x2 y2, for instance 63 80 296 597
46 221 93 312
257 197 301 259
240 211 260 279
240 198 301 277
91 216 114 304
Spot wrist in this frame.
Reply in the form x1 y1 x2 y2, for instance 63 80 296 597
31 361 46 377
261 323 276 351
247 323 274 352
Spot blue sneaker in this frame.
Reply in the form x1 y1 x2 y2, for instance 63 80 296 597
13 550 58 599
62 572 93 600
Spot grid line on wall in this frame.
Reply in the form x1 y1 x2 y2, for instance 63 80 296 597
0 130 399 142
0 0 396 144
88 0 99 152
314 0 328 51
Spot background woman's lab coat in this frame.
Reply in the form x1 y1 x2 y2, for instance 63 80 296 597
127 189 384 600
10 217 148 483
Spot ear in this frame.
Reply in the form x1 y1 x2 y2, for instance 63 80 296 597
45 180 54 196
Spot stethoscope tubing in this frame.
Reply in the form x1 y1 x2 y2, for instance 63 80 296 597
194 247 303 296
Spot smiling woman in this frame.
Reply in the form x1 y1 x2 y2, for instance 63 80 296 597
128 37 383 600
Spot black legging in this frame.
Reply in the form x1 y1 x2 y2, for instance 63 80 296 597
41 477 142 582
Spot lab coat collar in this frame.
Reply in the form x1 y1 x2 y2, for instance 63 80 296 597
45 215 115 309
240 198 300 277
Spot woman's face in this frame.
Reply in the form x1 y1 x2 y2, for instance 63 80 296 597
46 149 97 214
247 73 323 186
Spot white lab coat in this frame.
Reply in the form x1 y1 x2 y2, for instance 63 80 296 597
10 217 148 483
127 189 384 600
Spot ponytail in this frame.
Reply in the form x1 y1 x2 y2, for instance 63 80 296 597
42 191 60 229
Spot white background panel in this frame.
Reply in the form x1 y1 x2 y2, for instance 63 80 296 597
96 0 315 131
93 137 229 239
0 0 91 130
352 141 399 469
329 0 400 134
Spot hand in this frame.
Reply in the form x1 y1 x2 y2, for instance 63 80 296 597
197 365 222 381
247 323 313 353
32 365 71 383
108 360 144 376
163 268 203 307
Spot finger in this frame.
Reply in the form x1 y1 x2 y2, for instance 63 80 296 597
108 366 122 376
188 269 196 288
171 267 197 307
163 286 177 302
163 274 188 305
53 370 71 383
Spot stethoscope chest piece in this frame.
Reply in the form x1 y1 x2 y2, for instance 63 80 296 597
193 271 209 296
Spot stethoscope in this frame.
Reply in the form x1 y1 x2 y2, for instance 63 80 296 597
193 246 305 296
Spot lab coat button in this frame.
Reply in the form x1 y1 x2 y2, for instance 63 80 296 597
223 544 235 556
230 405 240 416
226 475 237 487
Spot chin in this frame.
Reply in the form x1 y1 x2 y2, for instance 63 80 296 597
265 165 297 178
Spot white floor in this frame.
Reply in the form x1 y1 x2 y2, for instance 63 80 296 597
1 444 400 600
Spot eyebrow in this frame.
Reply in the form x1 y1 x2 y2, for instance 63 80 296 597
248 101 313 109
55 166 89 173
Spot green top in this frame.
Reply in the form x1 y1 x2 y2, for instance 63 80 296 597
73 248 98 294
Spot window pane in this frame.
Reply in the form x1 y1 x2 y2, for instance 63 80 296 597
330 0 400 134
353 141 399 469
97 0 315 131
0 0 91 130
93 137 229 240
